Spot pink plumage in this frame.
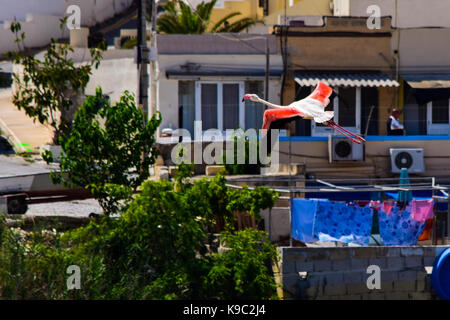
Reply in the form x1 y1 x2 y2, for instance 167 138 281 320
242 81 365 144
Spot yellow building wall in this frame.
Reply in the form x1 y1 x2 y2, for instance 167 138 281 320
266 0 332 25
208 0 331 30
209 0 263 28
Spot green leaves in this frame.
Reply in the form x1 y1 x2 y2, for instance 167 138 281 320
47 88 161 214
8 22 104 143
0 168 279 299
205 229 279 300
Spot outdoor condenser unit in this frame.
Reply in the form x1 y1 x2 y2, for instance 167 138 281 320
0 194 28 215
328 135 365 162
390 148 425 173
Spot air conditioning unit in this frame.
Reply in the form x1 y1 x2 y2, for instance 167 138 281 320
328 136 365 162
0 194 28 215
390 148 425 173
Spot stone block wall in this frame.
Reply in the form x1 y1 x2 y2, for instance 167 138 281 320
276 246 449 300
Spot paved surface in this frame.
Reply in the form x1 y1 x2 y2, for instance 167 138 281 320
0 155 56 177
0 88 53 152
26 199 103 217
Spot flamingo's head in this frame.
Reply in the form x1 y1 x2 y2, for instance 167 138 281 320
242 94 260 103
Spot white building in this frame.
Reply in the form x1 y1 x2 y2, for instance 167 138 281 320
155 34 283 137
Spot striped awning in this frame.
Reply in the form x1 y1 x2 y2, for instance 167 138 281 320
294 72 399 87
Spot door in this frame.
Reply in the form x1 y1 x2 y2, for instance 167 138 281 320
427 98 450 135
311 87 361 136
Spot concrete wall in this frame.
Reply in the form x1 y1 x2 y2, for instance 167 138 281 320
85 56 138 104
284 16 393 71
392 28 450 74
339 0 450 28
157 54 283 131
0 0 134 55
378 86 396 135
277 246 448 300
156 135 450 180
276 138 450 180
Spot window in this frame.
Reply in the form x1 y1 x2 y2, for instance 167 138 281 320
179 81 195 136
427 98 450 135
245 81 264 130
195 81 245 133
312 86 361 136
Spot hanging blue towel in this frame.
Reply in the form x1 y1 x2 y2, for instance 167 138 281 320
314 201 373 246
291 198 319 242
378 202 427 246
291 199 373 245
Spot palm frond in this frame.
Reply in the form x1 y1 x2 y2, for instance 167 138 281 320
217 17 259 33
210 12 241 33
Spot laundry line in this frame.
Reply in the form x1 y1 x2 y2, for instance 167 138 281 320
225 182 449 194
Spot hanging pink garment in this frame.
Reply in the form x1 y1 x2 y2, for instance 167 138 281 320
369 200 381 210
412 199 434 223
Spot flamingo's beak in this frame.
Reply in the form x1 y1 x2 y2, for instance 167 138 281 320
242 95 250 102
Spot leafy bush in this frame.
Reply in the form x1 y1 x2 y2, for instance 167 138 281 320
204 229 278 300
224 131 262 175
43 88 161 214
0 171 279 300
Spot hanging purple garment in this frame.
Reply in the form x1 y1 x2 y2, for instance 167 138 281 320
378 201 432 246
314 201 373 245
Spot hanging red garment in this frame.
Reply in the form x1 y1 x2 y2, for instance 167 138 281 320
418 219 434 241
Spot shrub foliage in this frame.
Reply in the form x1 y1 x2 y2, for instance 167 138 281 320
0 170 279 299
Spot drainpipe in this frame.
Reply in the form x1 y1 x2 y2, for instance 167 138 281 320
150 0 159 138
265 36 270 101
137 0 149 123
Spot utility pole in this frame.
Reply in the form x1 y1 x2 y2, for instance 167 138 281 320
265 36 270 101
150 0 157 118
137 0 149 123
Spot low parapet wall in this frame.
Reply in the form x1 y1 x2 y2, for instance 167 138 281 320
276 246 449 300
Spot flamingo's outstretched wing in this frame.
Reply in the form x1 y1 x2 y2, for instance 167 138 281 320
307 81 333 108
289 81 334 123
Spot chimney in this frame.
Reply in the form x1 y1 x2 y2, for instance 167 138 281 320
70 28 90 48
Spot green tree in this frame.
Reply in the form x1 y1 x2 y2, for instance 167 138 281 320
43 88 161 214
8 19 104 144
0 167 279 299
157 0 259 34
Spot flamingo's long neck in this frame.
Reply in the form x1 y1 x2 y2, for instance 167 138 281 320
256 97 283 109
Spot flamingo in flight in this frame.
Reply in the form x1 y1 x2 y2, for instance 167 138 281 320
242 81 366 144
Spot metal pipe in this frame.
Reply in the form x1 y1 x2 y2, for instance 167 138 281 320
265 36 269 101
137 0 149 121
289 190 293 247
